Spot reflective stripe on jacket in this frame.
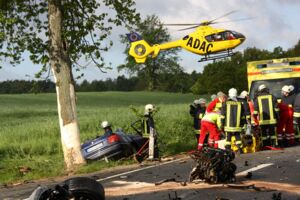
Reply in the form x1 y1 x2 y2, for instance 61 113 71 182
201 112 222 129
221 99 245 132
253 94 278 125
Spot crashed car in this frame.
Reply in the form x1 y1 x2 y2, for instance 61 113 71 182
81 129 147 161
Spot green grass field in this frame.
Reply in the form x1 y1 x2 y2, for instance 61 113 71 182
0 91 201 184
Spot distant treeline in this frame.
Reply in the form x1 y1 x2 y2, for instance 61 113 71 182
0 72 198 94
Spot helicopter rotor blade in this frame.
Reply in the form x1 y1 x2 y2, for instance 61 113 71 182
164 23 200 26
210 17 255 24
178 25 201 31
208 10 238 24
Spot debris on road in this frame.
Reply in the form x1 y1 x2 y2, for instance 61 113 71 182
225 184 277 192
189 147 236 183
245 172 252 179
154 178 187 186
168 191 181 200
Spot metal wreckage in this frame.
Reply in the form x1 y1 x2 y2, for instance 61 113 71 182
189 147 236 183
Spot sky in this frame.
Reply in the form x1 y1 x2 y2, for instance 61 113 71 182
1 0 300 81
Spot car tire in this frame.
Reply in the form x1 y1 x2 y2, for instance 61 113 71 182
63 177 105 200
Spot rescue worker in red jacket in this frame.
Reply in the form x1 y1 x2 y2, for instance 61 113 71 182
253 84 279 147
277 85 296 147
206 91 227 113
293 91 300 142
197 111 222 151
221 88 250 153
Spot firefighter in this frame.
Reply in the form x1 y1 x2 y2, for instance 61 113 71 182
131 104 159 159
277 85 296 147
197 111 222 151
189 99 201 133
193 98 207 141
206 91 227 113
221 88 249 153
293 92 300 142
101 121 113 137
253 84 279 147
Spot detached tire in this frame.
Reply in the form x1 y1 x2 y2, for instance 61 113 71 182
64 177 105 200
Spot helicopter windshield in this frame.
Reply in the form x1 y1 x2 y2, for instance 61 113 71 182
205 31 236 42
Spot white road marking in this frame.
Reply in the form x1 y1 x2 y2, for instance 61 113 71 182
236 163 274 176
97 158 184 182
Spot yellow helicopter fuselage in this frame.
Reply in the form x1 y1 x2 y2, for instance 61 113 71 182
128 25 245 63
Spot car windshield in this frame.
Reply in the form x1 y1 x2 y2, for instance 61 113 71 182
249 78 300 99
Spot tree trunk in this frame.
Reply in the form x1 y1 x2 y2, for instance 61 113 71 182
48 0 86 171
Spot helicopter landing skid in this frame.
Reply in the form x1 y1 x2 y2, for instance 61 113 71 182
199 50 236 62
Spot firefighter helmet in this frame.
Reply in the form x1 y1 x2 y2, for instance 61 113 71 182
282 85 290 93
228 88 237 98
289 85 295 92
145 104 155 113
101 121 111 129
211 94 217 100
193 99 200 105
240 90 248 98
258 84 267 91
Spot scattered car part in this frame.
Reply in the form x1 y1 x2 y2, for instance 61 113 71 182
189 147 236 183
25 177 105 200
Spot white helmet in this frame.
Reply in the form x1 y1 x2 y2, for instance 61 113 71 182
228 88 237 98
193 99 200 105
282 85 290 93
101 121 111 129
211 94 217 100
145 104 155 113
258 84 267 91
240 90 248 98
199 98 206 104
289 85 294 92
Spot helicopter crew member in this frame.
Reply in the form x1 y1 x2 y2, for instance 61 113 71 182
293 92 300 143
101 121 113 137
197 111 222 151
277 86 296 147
221 88 249 153
206 91 227 113
253 84 279 147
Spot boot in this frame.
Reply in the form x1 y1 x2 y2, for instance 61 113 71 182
277 140 284 148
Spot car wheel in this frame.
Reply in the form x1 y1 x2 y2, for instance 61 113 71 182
64 177 105 200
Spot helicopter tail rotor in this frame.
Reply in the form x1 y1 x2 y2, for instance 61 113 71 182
127 32 157 63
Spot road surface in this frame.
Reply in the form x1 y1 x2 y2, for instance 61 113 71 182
1 146 300 200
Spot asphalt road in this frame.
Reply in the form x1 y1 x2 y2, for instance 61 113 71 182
1 146 300 200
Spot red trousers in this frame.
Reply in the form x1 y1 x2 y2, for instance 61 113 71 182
277 108 294 144
198 121 220 150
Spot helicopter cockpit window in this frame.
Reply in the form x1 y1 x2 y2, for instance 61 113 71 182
224 31 236 40
205 35 214 42
205 33 223 42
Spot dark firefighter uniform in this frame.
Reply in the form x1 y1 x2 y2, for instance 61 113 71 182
277 92 296 146
293 92 300 142
221 98 250 152
131 112 159 159
253 91 279 147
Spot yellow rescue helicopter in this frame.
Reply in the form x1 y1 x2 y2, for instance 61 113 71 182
127 12 246 63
